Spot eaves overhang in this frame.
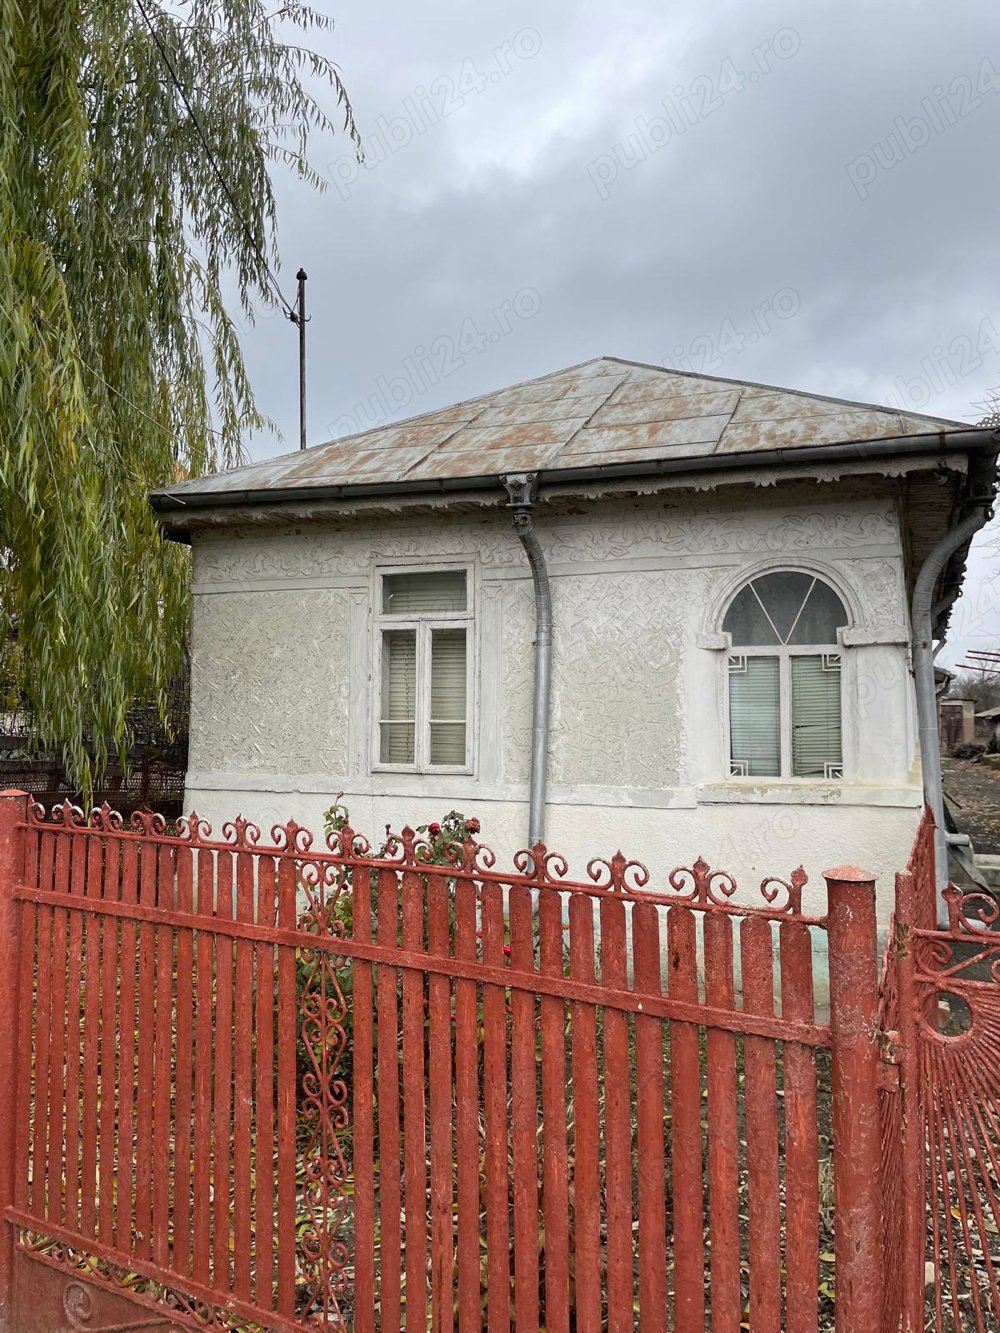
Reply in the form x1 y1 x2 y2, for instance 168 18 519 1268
151 427 1000 543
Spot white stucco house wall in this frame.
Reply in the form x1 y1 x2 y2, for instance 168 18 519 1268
151 357 998 925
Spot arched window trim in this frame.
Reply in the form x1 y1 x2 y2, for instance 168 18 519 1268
718 568 849 781
706 558 858 641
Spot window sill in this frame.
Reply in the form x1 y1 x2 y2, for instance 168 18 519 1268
371 766 475 778
696 781 923 807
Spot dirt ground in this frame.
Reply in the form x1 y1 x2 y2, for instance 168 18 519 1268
942 756 1000 856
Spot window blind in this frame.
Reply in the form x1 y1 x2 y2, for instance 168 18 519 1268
382 570 466 615
791 654 842 777
430 628 466 765
729 656 780 776
380 629 416 763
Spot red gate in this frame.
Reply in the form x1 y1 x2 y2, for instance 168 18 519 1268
0 790 888 1330
879 809 1000 1333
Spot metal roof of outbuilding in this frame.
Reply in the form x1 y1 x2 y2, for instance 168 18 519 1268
152 356 978 507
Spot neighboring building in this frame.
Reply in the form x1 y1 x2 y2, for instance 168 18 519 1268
151 357 998 923
939 697 977 752
976 706 1000 750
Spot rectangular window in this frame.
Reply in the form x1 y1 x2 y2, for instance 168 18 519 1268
375 569 472 771
791 653 843 778
729 655 780 777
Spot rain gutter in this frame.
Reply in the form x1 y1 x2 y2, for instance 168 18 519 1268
151 429 997 531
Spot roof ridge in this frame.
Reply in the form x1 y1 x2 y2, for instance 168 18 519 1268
593 354 972 429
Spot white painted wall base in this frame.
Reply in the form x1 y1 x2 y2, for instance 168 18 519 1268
184 780 920 926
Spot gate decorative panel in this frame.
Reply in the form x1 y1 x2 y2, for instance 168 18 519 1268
906 882 1000 1331
887 808 1000 1333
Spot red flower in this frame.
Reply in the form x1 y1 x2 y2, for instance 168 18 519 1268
503 944 512 958
467 817 481 834
428 822 441 836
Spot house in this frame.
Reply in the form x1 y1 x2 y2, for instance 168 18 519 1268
151 356 998 922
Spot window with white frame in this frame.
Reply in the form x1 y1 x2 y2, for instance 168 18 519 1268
374 568 473 771
722 571 848 779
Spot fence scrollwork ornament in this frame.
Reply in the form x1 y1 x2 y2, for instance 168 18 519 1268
271 816 313 853
943 882 1000 934
88 802 125 832
668 857 737 908
760 866 808 915
221 813 262 848
298 919 351 1322
56 1273 191 1331
587 849 650 894
175 808 212 844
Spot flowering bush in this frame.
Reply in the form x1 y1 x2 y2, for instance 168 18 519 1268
416 809 481 862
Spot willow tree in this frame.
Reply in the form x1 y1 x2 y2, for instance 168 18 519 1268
0 0 359 785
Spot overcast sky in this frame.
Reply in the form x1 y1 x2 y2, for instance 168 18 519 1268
236 0 1000 669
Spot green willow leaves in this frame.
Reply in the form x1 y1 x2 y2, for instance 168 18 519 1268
0 0 359 786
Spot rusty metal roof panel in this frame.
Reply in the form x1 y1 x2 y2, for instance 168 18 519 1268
730 388 861 422
407 443 562 477
554 440 720 469
487 371 628 406
566 415 733 454
716 412 915 454
474 394 610 426
443 421 584 451
155 356 980 504
605 379 740 409
302 446 441 483
593 390 742 426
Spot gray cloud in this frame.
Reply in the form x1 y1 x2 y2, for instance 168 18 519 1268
231 0 1000 662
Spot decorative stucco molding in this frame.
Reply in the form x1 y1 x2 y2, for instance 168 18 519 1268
192 503 900 590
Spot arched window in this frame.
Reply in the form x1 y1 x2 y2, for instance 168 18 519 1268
722 571 848 779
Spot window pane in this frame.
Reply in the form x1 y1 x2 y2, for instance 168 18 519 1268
382 570 466 615
431 723 467 766
430 628 467 764
786 580 848 645
729 655 780 776
380 629 415 763
722 586 780 646
792 654 842 777
749 572 817 643
380 722 415 764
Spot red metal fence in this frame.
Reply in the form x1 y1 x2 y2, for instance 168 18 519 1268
0 792 890 1330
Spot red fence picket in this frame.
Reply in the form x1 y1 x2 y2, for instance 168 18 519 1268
0 796 898 1332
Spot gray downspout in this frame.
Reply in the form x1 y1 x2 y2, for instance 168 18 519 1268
501 473 552 847
910 462 995 920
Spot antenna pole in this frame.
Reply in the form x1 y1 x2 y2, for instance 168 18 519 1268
296 268 307 450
